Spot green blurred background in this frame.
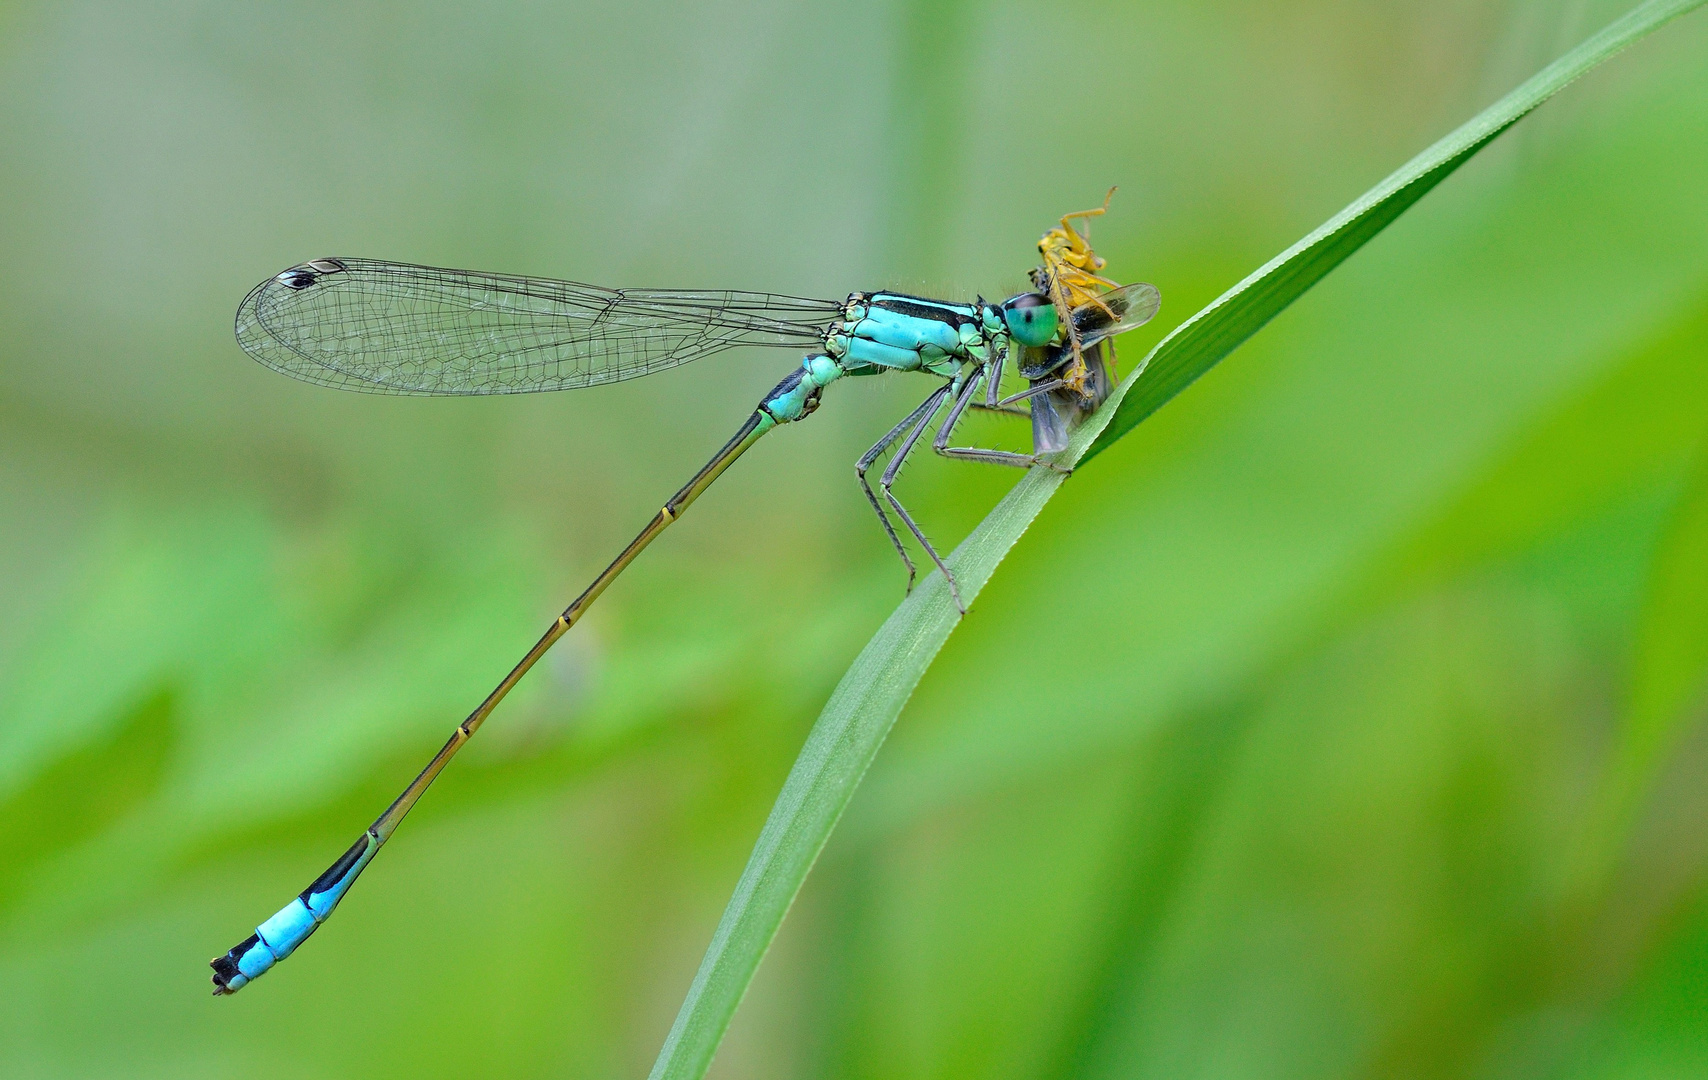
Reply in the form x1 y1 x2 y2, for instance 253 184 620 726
1 2 1705 1077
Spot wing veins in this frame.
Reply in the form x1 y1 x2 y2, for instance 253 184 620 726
236 257 841 396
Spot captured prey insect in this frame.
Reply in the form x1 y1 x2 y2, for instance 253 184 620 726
210 205 1159 995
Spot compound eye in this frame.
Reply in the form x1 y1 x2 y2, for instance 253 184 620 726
1002 293 1058 348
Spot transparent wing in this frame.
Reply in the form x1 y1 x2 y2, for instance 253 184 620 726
235 258 844 395
1072 281 1161 347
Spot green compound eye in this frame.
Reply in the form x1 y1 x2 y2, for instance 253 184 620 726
1002 294 1058 348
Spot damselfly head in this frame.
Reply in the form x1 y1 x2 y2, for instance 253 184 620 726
276 258 347 291
998 292 1058 348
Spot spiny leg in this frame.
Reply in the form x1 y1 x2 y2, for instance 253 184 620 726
858 390 944 592
934 366 1066 471
879 383 961 610
983 345 1007 407
995 378 1067 408
968 346 1031 418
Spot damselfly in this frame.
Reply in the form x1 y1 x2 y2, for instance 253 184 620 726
210 201 1158 995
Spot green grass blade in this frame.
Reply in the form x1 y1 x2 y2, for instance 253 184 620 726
1082 0 1706 464
643 433 1090 1080
1621 451 1708 774
646 4 1704 1077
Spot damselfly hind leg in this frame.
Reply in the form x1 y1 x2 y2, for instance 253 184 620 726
857 396 941 593
876 384 962 612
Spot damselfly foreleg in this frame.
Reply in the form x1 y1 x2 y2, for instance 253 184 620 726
967 345 1031 418
933 365 1069 472
995 379 1068 407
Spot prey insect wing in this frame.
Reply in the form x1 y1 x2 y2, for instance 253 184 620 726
235 257 844 395
1073 281 1160 347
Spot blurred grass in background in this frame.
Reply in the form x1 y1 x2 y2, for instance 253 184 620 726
0 2 1704 1078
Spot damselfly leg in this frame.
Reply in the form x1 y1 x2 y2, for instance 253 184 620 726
876 383 959 610
967 344 1031 418
857 389 949 593
857 358 1079 612
933 366 1060 471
